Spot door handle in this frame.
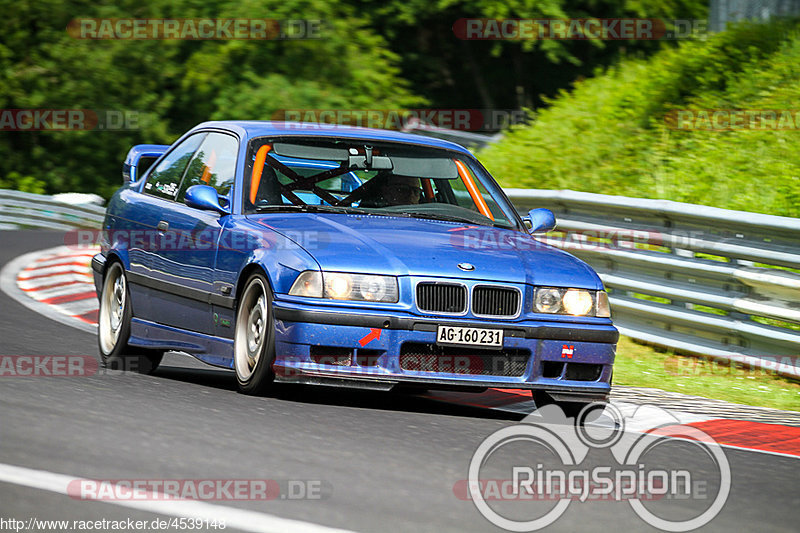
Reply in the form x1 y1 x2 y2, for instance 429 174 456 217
157 221 169 232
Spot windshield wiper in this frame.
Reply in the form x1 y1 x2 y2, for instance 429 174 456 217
403 211 513 229
400 212 487 225
253 205 507 227
254 204 314 212
254 204 374 215
314 206 373 215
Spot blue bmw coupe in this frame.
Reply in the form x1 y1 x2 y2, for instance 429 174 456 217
94 121 617 410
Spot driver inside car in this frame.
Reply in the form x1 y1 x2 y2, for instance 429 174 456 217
374 175 423 206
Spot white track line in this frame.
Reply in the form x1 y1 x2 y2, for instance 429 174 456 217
0 246 97 334
0 462 357 533
691 442 800 460
606 401 712 430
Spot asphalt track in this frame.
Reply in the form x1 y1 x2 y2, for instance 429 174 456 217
0 231 798 532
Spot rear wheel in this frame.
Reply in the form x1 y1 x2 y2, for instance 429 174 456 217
234 273 276 395
98 262 163 374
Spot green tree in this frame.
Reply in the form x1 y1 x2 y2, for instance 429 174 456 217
346 0 708 109
0 0 423 197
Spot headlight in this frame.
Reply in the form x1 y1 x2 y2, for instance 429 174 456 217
533 287 611 317
289 271 399 303
563 289 593 316
534 288 562 313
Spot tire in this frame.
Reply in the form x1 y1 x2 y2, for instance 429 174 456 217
234 273 276 395
98 261 163 374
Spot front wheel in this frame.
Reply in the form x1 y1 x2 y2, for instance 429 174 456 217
98 261 162 374
234 273 276 395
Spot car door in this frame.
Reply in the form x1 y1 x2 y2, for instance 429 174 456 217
145 131 238 335
122 132 207 322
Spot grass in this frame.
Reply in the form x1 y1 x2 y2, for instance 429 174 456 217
613 336 800 412
479 19 800 218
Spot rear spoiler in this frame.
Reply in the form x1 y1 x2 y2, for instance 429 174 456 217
122 144 169 184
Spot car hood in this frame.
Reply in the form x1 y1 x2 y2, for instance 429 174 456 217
246 213 602 288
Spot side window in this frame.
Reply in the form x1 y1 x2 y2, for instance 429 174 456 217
177 132 238 203
144 133 207 200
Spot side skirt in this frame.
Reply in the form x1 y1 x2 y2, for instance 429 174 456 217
129 318 234 369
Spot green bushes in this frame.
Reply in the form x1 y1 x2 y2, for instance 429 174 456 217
0 172 46 194
479 19 800 217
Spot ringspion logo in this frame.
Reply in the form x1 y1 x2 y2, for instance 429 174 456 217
461 404 730 531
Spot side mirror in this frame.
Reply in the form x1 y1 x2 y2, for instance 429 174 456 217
525 208 556 234
122 144 168 184
132 156 159 183
185 185 230 215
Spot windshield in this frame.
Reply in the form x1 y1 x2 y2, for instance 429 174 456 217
242 138 519 229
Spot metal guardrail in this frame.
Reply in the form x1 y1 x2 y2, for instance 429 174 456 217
709 0 800 32
3 187 798 377
507 188 800 379
0 189 105 230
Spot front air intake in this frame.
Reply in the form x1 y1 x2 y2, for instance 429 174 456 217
416 282 467 314
472 286 520 317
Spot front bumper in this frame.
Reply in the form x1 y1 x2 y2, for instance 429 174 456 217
272 300 617 401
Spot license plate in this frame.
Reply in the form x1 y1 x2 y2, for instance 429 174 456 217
436 325 503 348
